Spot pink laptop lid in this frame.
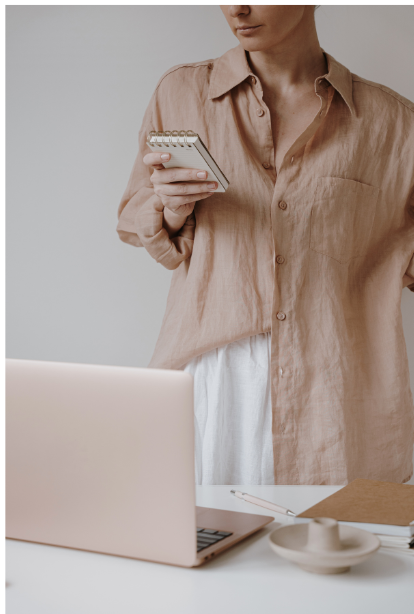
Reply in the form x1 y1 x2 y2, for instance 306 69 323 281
6 359 198 567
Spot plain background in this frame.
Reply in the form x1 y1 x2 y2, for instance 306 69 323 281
6 6 414 481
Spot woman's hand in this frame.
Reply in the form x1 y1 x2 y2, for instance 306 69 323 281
143 151 217 235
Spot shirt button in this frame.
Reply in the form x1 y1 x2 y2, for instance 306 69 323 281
278 200 287 210
290 156 294 163
276 255 285 264
262 162 270 169
251 76 256 84
256 108 264 117
276 312 286 321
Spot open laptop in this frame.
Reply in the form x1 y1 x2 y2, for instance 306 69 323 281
6 358 274 567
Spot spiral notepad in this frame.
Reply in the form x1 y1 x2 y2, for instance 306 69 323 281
147 130 229 193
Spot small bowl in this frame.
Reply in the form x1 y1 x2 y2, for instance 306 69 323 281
269 517 380 574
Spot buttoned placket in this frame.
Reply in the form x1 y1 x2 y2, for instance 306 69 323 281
248 74 275 173
249 73 334 482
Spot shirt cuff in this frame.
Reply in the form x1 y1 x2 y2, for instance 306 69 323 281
135 194 195 270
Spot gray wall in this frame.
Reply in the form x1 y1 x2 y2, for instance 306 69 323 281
6 6 414 480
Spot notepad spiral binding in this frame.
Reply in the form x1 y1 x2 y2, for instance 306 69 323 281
147 130 198 147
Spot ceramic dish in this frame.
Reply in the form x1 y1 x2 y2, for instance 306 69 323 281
269 517 380 574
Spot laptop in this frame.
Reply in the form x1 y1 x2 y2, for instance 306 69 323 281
6 358 274 567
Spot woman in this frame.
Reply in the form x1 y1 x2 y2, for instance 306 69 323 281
117 6 414 486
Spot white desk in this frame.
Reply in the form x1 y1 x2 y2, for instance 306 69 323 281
6 485 413 614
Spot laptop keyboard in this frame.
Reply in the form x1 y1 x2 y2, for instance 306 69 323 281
197 527 233 552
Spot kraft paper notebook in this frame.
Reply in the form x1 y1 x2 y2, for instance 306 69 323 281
295 479 414 537
147 130 229 193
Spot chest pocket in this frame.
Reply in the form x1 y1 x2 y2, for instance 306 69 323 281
310 177 380 264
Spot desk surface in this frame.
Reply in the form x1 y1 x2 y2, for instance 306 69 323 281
6 485 414 614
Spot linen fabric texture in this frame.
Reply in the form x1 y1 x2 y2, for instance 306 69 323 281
117 43 414 485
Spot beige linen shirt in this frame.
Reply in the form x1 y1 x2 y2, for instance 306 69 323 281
117 43 414 485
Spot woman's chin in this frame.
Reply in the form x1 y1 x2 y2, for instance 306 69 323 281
237 36 274 51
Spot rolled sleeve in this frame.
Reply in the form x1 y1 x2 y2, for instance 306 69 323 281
116 91 195 269
135 195 195 270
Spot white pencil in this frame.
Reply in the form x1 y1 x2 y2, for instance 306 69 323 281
230 490 296 517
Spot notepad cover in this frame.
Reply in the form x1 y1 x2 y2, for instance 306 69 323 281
147 132 229 193
297 478 414 527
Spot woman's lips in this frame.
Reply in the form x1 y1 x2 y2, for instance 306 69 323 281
237 25 261 35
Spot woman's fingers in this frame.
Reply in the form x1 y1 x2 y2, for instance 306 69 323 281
143 152 217 210
163 191 215 211
154 181 217 196
143 151 175 168
151 167 211 186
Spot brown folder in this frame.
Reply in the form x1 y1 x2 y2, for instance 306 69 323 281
297 479 414 526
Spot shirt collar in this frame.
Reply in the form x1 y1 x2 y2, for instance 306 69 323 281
208 43 356 117
322 48 356 117
208 43 253 101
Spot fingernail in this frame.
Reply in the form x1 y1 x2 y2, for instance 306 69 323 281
197 171 207 178
161 154 170 160
207 183 217 189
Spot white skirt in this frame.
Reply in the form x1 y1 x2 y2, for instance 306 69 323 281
183 332 274 485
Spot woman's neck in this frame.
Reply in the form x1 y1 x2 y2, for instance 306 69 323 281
248 18 327 97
